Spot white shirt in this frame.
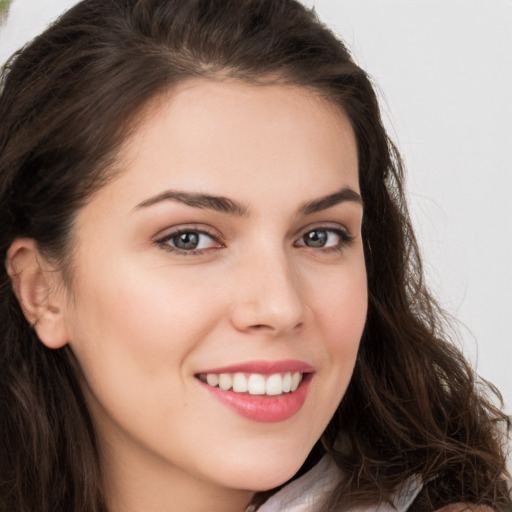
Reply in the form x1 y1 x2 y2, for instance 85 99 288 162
258 455 423 512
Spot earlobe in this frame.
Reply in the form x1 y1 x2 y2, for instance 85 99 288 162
6 238 69 349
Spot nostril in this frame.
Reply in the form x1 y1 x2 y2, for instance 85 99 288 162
248 321 303 332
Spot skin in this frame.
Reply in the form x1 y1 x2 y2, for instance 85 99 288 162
12 81 368 511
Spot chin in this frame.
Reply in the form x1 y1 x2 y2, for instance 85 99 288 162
216 453 309 492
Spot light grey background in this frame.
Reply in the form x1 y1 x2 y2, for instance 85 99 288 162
1 0 511 413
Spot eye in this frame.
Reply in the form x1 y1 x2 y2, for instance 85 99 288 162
155 228 222 254
295 227 353 251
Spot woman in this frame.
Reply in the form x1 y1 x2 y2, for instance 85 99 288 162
0 0 510 511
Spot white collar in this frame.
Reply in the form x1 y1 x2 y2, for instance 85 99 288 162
257 454 423 512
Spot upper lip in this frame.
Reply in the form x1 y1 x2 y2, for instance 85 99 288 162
196 359 314 375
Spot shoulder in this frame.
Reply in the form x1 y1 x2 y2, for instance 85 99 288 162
406 479 498 512
435 505 495 512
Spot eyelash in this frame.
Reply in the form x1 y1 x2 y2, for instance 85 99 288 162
154 226 354 256
294 227 354 253
155 227 223 256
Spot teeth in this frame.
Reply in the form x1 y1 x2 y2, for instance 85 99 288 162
248 374 266 395
265 374 283 396
199 371 304 396
291 372 301 392
232 372 248 392
282 372 292 393
218 373 232 391
206 374 219 387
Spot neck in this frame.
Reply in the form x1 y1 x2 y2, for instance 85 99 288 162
100 435 254 512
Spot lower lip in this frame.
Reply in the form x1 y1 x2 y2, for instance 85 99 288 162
199 375 312 423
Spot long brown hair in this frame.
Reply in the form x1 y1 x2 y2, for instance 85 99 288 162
0 1 510 511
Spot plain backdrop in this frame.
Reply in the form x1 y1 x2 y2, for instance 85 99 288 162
1 0 511 414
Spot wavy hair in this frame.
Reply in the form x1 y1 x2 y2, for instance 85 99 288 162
0 1 510 511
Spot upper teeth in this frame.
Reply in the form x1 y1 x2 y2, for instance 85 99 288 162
199 372 303 396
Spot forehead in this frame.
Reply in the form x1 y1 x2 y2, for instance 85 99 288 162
96 80 359 211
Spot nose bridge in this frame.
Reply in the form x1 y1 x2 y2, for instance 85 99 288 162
230 241 305 335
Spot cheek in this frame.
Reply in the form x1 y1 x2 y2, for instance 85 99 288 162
291 258 367 443
305 254 367 413
63 261 229 430
63 260 225 430
311 259 368 354
68 259 221 359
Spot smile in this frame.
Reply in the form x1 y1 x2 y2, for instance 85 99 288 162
198 372 303 396
196 360 314 423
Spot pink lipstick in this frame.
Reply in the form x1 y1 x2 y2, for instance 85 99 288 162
196 360 314 423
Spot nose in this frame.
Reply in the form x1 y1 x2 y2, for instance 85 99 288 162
229 249 305 336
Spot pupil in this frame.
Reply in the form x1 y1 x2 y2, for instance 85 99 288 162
175 232 199 250
305 230 327 248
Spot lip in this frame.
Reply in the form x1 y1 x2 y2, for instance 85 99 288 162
196 359 314 375
196 360 314 423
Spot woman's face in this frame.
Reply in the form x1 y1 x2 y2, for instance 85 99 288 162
60 81 367 507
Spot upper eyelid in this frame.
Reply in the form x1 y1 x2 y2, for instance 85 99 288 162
154 228 224 256
294 222 352 239
295 227 352 243
154 224 223 243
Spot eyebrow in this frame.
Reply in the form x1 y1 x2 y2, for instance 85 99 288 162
134 187 362 216
135 190 249 216
298 188 363 215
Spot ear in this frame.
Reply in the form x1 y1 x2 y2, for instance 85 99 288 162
6 238 69 349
